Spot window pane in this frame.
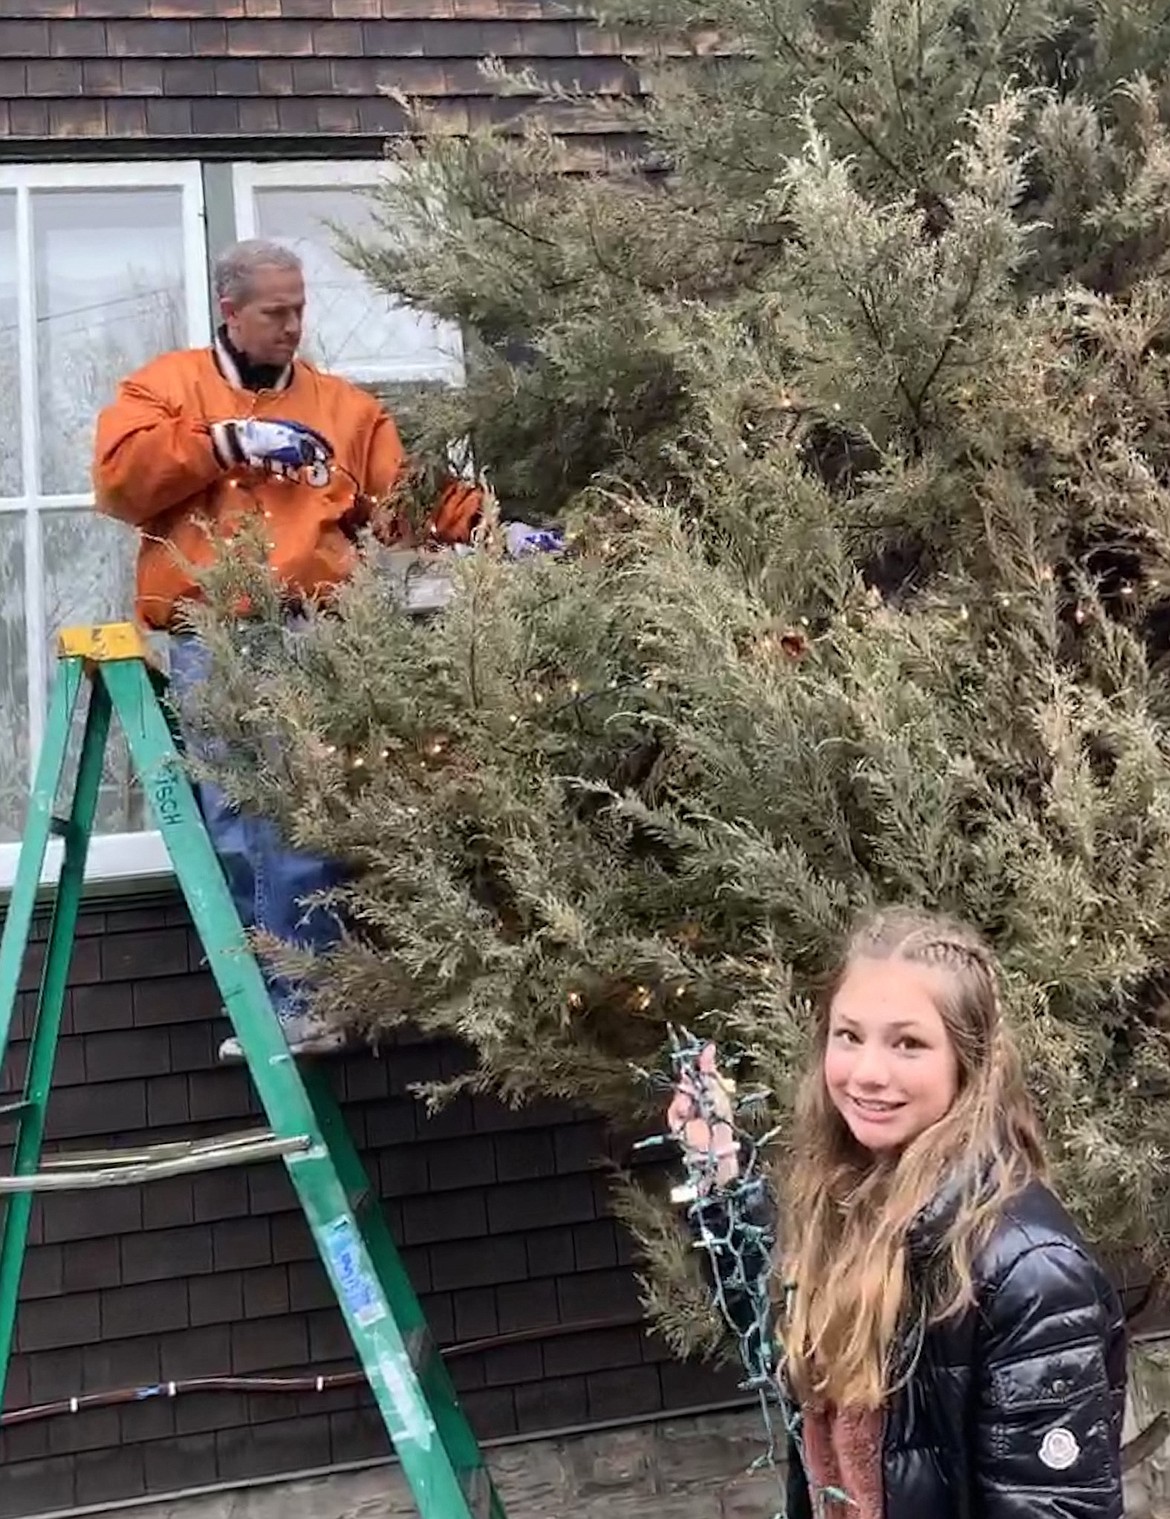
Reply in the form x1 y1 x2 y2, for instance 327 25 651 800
34 188 187 496
0 516 28 843
253 186 462 382
0 194 20 498
42 511 144 833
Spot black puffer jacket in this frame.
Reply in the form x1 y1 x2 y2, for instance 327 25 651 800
701 1178 1127 1519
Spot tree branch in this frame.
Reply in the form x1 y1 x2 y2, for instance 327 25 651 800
909 252 986 417
1122 1412 1169 1473
963 0 1022 123
753 4 916 191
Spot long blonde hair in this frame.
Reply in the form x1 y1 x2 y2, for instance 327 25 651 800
781 908 1046 1410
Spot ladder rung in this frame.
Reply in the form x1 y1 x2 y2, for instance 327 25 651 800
0 1101 34 1123
0 1129 312 1192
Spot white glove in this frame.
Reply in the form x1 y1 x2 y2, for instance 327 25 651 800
210 418 332 472
504 522 565 558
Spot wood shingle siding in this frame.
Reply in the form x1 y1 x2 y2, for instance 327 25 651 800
0 1 647 162
0 895 745 1515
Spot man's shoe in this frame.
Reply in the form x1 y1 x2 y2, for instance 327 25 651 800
218 1010 349 1062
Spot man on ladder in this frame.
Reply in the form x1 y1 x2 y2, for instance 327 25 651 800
92 238 482 1061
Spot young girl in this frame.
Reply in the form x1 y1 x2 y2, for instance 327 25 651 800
668 908 1127 1518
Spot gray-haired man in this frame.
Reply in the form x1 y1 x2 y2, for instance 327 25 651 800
94 239 482 1058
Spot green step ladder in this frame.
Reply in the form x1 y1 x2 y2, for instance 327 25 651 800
0 622 506 1519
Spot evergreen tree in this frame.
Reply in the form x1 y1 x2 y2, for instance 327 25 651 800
188 0 1170 1350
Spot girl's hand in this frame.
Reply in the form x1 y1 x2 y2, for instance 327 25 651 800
666 1041 740 1189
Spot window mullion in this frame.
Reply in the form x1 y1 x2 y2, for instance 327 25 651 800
15 185 46 790
0 164 212 893
183 172 214 345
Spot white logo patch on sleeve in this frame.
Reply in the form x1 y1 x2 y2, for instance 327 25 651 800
1039 1427 1080 1471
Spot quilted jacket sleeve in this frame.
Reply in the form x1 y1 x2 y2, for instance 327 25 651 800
362 411 482 545
94 366 225 526
974 1241 1127 1519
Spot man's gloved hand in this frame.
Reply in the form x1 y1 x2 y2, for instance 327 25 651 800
504 522 565 558
210 418 333 472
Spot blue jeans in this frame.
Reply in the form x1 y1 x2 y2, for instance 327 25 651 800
167 632 345 1023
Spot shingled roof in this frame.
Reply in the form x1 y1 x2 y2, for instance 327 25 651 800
0 1 648 164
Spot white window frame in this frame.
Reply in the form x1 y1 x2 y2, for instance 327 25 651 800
231 159 465 387
0 158 466 897
0 162 210 894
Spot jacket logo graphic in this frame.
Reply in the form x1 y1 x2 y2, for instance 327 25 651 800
1038 1427 1080 1470
267 460 332 489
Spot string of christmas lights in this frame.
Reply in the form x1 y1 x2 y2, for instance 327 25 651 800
634 1028 853 1518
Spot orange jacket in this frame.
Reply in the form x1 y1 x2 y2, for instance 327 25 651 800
94 337 480 629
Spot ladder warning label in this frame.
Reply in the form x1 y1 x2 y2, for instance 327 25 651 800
325 1218 387 1328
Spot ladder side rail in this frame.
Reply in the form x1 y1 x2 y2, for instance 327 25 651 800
0 659 85 1062
102 655 496 1519
302 1065 507 1519
100 658 320 1133
0 663 110 1404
